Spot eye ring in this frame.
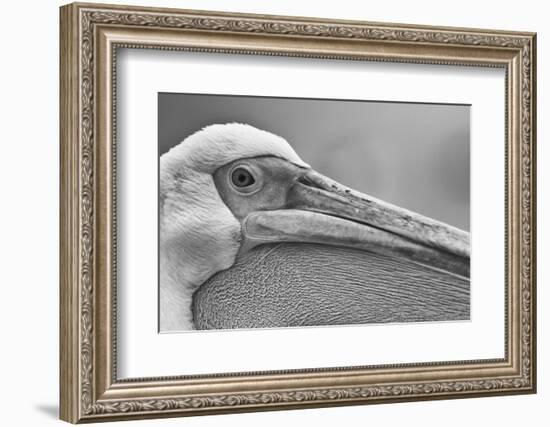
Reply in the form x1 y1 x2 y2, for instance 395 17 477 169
228 165 262 195
231 167 255 188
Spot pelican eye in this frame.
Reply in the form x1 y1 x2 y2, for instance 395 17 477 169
231 167 255 188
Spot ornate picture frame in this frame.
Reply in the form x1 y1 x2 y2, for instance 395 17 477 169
60 2 536 423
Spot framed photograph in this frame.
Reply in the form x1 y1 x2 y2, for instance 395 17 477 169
60 2 537 423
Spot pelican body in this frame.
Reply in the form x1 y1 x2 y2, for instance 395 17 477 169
160 123 470 332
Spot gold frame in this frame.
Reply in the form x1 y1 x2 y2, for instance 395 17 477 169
60 2 537 423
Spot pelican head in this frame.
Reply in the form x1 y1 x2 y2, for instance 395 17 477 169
160 123 469 331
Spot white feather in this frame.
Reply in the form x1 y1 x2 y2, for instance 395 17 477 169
160 169 240 331
161 123 308 178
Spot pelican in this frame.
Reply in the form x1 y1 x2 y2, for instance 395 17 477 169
160 123 470 331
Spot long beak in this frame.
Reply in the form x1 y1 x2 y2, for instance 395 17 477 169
240 169 470 278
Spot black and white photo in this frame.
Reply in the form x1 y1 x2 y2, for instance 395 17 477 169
159 94 471 332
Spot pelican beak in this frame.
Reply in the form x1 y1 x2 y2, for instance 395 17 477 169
241 169 470 278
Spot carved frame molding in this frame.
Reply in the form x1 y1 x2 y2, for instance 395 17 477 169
60 2 536 423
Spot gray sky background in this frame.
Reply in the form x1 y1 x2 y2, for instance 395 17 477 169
159 93 470 231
